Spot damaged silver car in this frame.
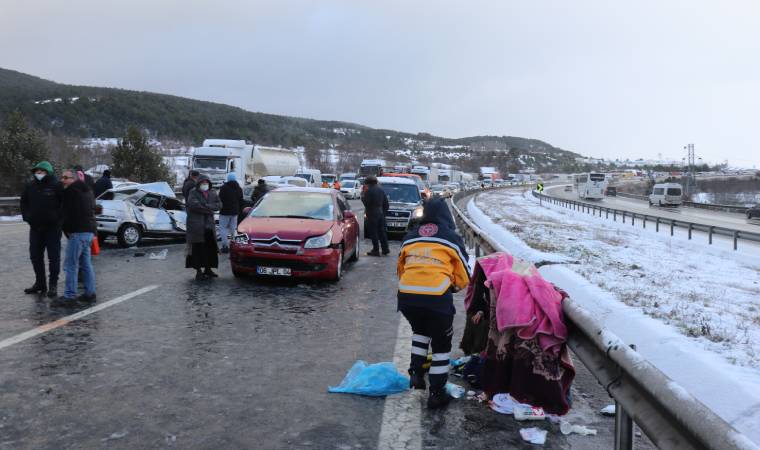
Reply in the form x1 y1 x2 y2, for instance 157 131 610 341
95 182 187 247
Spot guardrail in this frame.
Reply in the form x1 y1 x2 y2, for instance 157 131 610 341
451 189 759 450
613 192 750 214
534 191 760 250
0 197 19 207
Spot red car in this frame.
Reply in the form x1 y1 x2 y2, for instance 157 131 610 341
230 187 360 281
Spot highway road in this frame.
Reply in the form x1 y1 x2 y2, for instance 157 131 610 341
0 199 647 449
546 185 760 234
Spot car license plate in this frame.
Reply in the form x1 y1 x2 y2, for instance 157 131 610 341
388 221 406 228
256 266 291 276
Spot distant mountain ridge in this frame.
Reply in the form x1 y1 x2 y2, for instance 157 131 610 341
0 67 579 162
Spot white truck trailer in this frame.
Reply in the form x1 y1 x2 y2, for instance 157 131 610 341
192 139 300 187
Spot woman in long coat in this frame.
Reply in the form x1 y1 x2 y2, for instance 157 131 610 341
185 175 222 280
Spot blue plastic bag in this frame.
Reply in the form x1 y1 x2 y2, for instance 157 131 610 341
328 360 409 397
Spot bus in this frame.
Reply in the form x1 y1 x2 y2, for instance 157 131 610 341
574 173 607 200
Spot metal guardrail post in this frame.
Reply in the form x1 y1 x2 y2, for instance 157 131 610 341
670 221 675 236
631 214 635 227
642 216 647 229
614 210 617 221
734 231 739 251
614 400 634 450
688 224 693 240
622 211 626 224
709 226 714 245
656 218 660 232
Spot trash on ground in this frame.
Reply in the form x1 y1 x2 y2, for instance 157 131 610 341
546 414 562 424
519 427 547 445
149 249 169 260
560 420 597 436
514 404 546 421
327 360 409 397
445 382 466 399
134 252 146 257
600 404 616 416
450 355 471 367
490 393 520 414
101 431 128 441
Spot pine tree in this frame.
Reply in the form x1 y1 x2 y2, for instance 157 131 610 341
0 110 49 195
111 126 172 184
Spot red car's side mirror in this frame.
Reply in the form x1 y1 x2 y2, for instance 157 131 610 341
343 211 356 219
243 207 252 216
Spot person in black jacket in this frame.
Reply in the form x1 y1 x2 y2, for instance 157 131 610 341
182 170 199 200
251 179 268 205
52 169 97 307
20 161 64 298
73 165 96 191
361 176 389 256
218 173 243 253
93 169 113 198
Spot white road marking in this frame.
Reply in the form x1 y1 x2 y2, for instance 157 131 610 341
0 285 160 351
377 317 422 450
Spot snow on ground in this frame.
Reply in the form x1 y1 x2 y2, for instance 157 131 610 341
468 189 760 442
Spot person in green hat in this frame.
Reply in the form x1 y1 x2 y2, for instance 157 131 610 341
20 161 64 298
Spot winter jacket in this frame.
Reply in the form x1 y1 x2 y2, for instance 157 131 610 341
20 162 64 231
93 175 113 198
185 176 221 244
362 184 389 217
251 185 269 205
182 177 196 200
62 180 97 234
397 198 470 315
219 180 243 216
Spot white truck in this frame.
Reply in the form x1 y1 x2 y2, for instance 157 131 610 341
410 165 439 184
191 139 300 187
359 159 386 178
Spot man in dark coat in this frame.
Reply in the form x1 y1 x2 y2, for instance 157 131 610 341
218 173 243 253
182 170 200 200
361 176 389 256
20 161 64 298
73 165 96 191
251 179 268 205
52 169 97 307
93 169 113 198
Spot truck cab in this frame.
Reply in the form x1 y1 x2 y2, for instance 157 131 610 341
192 139 251 187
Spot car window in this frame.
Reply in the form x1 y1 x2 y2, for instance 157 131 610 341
381 183 420 203
99 189 138 201
667 188 682 196
336 196 349 217
140 195 162 208
654 188 664 195
251 192 334 221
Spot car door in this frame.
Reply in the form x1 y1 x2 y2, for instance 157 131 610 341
135 193 173 232
336 195 356 254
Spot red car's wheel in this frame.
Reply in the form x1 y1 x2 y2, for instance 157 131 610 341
331 246 344 282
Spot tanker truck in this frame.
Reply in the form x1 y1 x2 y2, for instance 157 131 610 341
192 139 300 187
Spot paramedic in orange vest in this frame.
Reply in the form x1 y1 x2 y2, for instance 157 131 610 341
397 197 470 409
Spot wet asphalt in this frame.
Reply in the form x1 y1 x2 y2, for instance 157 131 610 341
0 199 651 449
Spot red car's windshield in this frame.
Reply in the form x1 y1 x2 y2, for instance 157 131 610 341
250 192 334 221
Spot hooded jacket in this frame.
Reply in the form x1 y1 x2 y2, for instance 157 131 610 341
185 175 221 244
218 177 243 215
20 161 64 230
93 174 113 198
397 198 470 315
62 179 97 234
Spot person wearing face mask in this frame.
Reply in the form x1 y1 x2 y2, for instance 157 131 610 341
185 175 222 280
20 161 64 298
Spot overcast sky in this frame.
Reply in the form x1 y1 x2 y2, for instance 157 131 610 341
2 0 759 168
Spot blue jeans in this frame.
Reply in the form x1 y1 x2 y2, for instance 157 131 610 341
218 214 237 248
64 232 96 299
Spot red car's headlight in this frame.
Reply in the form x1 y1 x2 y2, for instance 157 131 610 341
233 233 250 245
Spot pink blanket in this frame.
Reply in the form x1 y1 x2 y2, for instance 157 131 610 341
465 252 567 356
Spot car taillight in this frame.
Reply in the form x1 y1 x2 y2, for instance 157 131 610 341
94 205 103 215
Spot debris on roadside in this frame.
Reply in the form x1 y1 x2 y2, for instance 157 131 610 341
327 360 408 397
445 383 466 399
560 420 597 436
514 404 546 421
600 404 616 416
519 427 547 445
149 249 169 260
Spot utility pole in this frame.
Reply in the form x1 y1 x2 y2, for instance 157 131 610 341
683 143 696 196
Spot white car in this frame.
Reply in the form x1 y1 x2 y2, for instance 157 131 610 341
339 180 361 199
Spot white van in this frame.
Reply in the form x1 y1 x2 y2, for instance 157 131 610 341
293 169 322 187
649 183 683 207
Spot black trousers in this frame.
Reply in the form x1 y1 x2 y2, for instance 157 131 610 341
400 306 454 390
367 213 389 253
29 226 62 288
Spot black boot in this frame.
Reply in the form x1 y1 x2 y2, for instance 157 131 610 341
24 283 46 295
204 269 218 278
47 278 58 299
427 388 452 409
195 269 208 281
408 369 426 390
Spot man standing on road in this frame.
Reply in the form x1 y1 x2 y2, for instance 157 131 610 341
73 165 95 192
53 169 97 307
93 169 113 198
397 197 470 409
218 173 243 253
20 161 64 298
251 179 268 205
361 176 389 256
182 170 200 200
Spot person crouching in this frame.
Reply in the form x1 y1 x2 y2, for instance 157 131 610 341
185 175 221 280
397 197 470 409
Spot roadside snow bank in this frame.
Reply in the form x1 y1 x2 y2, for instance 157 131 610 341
467 191 760 444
